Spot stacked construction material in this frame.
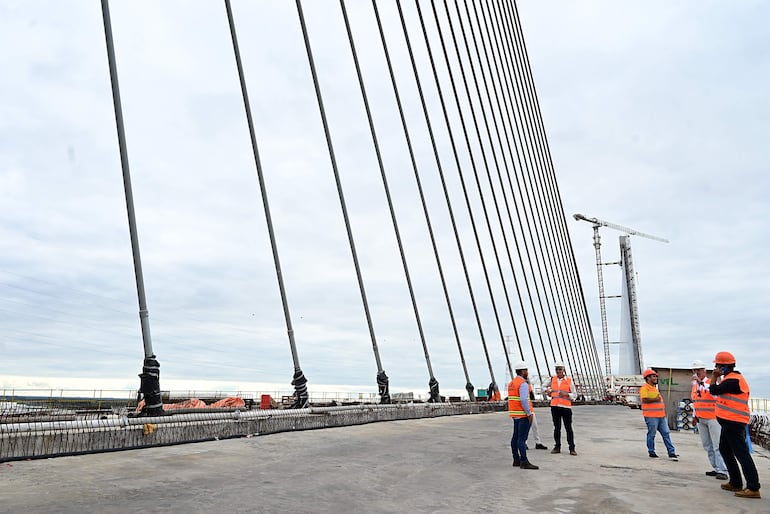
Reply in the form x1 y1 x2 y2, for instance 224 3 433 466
676 399 694 431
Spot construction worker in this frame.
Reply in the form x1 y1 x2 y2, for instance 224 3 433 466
639 368 678 459
709 351 761 499
508 361 538 470
690 359 728 480
544 362 577 455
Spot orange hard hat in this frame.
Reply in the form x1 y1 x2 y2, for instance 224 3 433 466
642 369 658 378
713 351 736 365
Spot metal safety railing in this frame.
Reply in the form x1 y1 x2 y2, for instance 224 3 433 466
750 397 770 414
0 389 442 417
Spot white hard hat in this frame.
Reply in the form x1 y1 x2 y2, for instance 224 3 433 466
554 361 565 369
513 361 528 371
691 359 706 369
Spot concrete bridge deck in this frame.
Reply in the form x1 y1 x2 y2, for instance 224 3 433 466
1 405 768 513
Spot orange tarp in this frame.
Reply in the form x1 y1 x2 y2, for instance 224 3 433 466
210 397 246 408
136 397 246 412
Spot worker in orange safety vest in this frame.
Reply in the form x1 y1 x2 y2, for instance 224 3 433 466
544 361 577 456
690 359 727 480
507 361 538 470
640 368 677 459
709 351 761 499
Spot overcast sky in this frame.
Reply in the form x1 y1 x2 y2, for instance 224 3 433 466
1 1 768 399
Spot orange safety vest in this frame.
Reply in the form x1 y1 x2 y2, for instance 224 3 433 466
550 376 573 408
691 378 716 419
640 382 665 418
508 376 527 418
715 372 750 424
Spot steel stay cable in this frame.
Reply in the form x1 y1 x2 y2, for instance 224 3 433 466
494 0 589 373
501 0 601 387
487 0 585 388
450 0 552 372
394 0 497 392
505 0 603 382
413 0 517 382
100 0 162 414
435 0 539 371
427 0 523 375
498 0 601 392
339 0 440 402
464 0 557 385
506 0 605 396
490 0 597 394
225 0 309 408
469 0 561 381
508 6 604 395
370 0 476 400
487 0 590 391
295 0 390 403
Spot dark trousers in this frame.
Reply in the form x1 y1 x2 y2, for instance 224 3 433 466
511 417 531 464
551 406 575 451
718 418 760 491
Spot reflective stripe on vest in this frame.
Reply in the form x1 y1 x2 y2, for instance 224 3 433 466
508 376 527 418
715 372 750 424
640 383 665 418
691 381 716 419
550 376 573 408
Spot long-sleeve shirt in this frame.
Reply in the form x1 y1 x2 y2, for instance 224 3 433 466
519 380 532 416
709 371 745 396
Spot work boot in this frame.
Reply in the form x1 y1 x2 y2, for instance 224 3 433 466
520 462 539 470
721 483 742 492
550 447 560 454
535 443 548 450
734 489 761 499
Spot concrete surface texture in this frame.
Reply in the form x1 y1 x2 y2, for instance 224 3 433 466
0 405 767 513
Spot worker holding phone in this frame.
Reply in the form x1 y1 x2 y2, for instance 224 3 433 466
709 351 761 499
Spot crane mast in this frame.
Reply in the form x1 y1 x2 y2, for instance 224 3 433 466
573 214 668 375
588 224 612 376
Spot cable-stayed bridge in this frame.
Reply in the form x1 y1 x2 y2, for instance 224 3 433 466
2 0 603 439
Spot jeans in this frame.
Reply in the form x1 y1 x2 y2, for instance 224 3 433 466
511 417 531 463
697 417 727 473
644 416 676 455
551 406 575 450
718 418 760 491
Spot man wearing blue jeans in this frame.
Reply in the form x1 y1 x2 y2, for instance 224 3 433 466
508 361 538 470
640 369 677 459
691 359 728 480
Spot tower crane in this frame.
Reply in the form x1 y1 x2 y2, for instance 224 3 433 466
573 214 669 376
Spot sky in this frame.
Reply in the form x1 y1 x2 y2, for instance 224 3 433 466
1 1 768 399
